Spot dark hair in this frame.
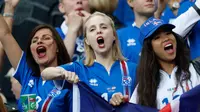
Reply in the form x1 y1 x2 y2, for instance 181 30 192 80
137 31 191 107
26 24 71 77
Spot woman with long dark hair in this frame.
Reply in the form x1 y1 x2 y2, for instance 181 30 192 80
0 15 72 111
130 17 200 109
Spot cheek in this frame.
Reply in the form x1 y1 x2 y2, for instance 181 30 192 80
30 45 36 55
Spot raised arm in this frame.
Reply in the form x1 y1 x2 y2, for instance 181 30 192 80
64 11 83 59
64 10 90 59
172 0 200 37
0 0 20 71
0 15 22 69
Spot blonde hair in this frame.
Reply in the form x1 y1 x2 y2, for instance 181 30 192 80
89 0 118 14
83 12 126 66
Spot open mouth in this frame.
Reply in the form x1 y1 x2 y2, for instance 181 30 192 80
164 43 174 54
97 36 105 48
36 46 46 58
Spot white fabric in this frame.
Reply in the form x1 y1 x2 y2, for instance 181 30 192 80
60 21 68 35
172 2 200 37
130 63 200 109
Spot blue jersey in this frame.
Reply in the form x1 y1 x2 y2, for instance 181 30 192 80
113 0 134 26
14 52 72 112
60 60 137 101
177 0 200 59
56 27 85 62
161 5 177 23
117 24 142 63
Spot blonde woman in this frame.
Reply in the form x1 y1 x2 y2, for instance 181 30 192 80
42 12 137 104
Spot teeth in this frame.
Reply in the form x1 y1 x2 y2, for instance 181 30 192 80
165 44 172 48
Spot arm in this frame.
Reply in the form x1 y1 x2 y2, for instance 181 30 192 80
41 67 79 83
64 10 90 59
172 0 200 37
0 0 20 71
0 15 22 69
64 11 83 59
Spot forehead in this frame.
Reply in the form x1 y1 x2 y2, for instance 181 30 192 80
34 28 52 37
85 15 111 28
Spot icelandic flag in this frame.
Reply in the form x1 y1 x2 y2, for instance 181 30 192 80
72 82 158 112
160 84 200 112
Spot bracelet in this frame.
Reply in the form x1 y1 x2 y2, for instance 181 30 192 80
3 13 14 18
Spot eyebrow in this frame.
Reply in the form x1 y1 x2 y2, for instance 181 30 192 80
32 34 52 39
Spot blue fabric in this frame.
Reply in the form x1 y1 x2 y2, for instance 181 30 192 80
113 0 134 26
177 0 200 60
55 27 65 40
117 25 142 63
161 5 177 23
179 84 200 111
61 61 137 102
14 52 72 112
139 17 175 45
55 27 85 62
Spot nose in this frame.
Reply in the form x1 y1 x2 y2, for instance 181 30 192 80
76 0 82 4
97 30 102 35
37 38 43 45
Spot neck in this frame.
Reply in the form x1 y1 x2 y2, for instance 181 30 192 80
95 50 115 72
134 12 150 28
159 60 176 75
39 59 58 74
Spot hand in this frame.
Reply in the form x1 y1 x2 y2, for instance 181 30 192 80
154 0 168 18
5 0 20 9
0 15 11 37
4 0 20 13
80 10 91 24
109 92 129 106
67 11 83 33
60 68 79 84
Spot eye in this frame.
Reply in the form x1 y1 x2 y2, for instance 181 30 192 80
31 39 37 43
89 28 95 32
101 25 107 29
165 32 171 35
153 35 160 40
44 36 51 40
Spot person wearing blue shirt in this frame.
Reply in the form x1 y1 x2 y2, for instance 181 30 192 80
117 0 200 63
42 12 137 104
113 0 135 26
177 0 200 60
0 16 72 112
56 0 90 62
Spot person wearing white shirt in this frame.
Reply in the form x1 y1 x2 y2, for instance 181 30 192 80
129 17 200 109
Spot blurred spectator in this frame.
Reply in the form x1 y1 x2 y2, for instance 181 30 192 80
56 0 90 62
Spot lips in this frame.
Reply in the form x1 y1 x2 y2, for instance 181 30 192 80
97 36 105 48
36 46 46 58
144 4 154 7
164 42 174 54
